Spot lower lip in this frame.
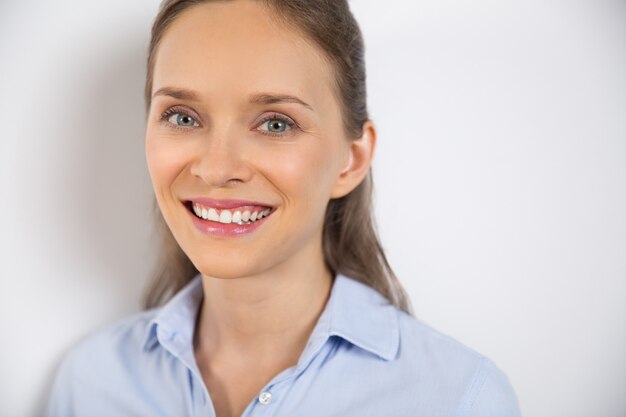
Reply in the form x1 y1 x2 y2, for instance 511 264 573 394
186 205 271 237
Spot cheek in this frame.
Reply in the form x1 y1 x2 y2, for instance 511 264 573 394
145 132 187 188
256 140 341 206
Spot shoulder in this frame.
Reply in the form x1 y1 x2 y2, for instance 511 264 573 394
44 309 159 417
395 309 485 370
59 308 157 371
394 309 522 416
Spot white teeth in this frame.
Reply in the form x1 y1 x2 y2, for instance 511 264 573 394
207 208 220 222
191 204 271 224
219 210 232 224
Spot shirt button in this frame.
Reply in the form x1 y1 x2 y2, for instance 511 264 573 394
258 391 272 405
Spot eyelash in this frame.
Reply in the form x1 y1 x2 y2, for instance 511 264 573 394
257 113 298 137
159 107 298 137
160 107 199 131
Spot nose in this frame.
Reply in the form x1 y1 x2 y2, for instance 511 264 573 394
189 129 253 187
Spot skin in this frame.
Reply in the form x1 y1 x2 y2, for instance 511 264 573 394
145 1 376 416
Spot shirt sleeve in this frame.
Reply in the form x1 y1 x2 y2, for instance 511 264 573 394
463 358 523 417
44 350 78 417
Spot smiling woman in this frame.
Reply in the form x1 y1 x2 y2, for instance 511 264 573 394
44 1 521 416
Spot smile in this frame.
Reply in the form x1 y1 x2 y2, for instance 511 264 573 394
187 202 273 225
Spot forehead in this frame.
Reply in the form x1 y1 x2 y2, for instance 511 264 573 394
152 0 335 108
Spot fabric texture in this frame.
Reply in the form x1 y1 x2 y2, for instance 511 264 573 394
45 273 522 417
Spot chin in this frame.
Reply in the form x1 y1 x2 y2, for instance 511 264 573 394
187 250 275 280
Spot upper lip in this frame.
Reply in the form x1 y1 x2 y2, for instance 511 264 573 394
185 197 274 209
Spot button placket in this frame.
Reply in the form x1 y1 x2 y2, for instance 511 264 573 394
258 391 272 405
188 368 214 417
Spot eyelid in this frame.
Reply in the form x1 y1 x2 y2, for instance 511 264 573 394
159 105 202 129
256 112 299 137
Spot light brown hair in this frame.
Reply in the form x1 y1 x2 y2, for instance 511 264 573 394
143 0 414 315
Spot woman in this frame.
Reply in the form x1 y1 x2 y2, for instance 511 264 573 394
46 0 522 416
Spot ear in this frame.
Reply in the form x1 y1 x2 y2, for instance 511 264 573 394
330 120 377 199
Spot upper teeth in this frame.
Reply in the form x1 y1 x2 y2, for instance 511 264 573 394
192 203 271 225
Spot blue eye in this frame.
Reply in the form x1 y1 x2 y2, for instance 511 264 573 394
263 119 288 133
258 114 296 136
167 112 199 127
160 107 200 128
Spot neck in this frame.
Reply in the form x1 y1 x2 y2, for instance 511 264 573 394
193 239 334 361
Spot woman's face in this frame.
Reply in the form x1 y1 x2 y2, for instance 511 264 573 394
145 0 364 279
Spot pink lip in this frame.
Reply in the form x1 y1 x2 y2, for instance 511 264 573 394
186 198 273 210
182 198 274 238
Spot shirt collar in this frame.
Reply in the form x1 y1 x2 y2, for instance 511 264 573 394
142 275 203 354
142 272 400 362
326 274 400 361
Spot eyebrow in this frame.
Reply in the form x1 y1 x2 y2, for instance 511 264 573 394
152 87 314 111
152 87 200 101
249 93 314 111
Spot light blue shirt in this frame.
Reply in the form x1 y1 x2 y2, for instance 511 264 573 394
45 274 522 416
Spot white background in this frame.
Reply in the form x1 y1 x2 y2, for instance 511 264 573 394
1 1 625 416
